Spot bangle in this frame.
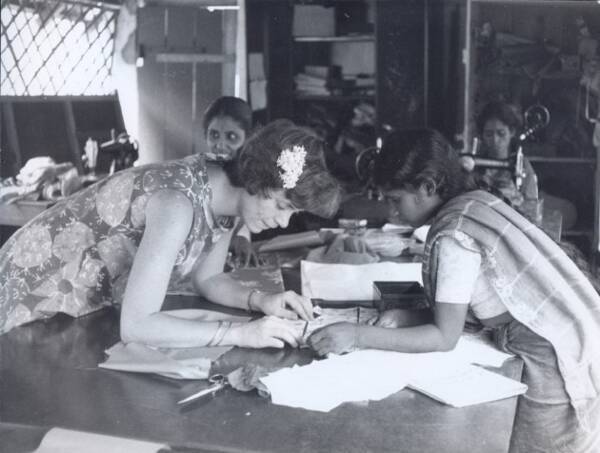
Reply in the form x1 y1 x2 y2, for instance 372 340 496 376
206 321 223 347
246 288 261 312
206 321 232 347
213 321 232 346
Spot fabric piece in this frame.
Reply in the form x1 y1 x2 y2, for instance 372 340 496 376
0 155 229 334
99 309 251 379
422 190 600 427
99 342 213 380
305 234 379 265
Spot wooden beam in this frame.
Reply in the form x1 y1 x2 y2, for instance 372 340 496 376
1 101 22 175
155 53 234 64
63 101 84 174
0 95 117 103
144 0 238 8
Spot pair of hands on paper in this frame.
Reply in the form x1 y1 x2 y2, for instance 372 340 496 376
237 291 315 349
307 309 413 356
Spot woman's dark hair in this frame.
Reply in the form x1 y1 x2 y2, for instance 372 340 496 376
374 128 481 201
224 119 342 218
476 101 522 134
202 96 253 136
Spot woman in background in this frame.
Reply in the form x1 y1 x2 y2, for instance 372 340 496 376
203 96 252 162
475 100 577 228
0 119 342 349
202 96 256 266
309 128 600 453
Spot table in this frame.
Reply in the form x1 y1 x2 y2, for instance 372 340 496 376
0 200 53 227
1 275 523 453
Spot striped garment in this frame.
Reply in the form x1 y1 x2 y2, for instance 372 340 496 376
422 190 600 427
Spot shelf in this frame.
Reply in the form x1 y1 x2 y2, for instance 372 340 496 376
528 156 596 164
294 35 374 43
472 0 599 7
563 230 593 238
294 94 374 102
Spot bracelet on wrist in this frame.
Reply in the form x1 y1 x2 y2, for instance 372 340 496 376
246 288 261 312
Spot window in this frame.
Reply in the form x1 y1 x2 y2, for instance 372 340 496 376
1 0 118 96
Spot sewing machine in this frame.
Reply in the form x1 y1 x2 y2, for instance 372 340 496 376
99 129 138 175
459 103 550 191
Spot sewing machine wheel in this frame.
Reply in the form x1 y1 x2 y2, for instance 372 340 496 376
355 146 379 182
522 103 550 140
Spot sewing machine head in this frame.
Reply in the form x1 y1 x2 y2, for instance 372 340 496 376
100 130 138 175
460 102 550 191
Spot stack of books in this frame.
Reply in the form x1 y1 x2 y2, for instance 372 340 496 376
294 65 375 97
294 65 332 96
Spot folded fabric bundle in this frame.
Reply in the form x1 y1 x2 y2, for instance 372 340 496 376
305 234 379 265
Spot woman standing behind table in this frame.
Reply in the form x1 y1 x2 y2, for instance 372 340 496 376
202 96 256 267
0 119 342 349
309 129 600 453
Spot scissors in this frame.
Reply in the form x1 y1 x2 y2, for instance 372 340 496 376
177 374 228 405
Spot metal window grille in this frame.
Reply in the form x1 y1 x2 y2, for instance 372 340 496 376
1 0 118 96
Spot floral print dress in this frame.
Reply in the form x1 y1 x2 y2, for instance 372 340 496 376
0 155 229 334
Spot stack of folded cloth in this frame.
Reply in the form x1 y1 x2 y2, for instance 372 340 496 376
0 157 81 204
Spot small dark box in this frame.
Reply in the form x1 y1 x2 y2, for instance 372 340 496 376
373 281 428 311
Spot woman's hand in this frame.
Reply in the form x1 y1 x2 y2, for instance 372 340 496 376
307 322 359 356
229 236 259 268
252 290 314 321
230 316 304 348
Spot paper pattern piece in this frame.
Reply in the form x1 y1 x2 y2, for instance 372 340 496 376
301 261 423 300
261 350 411 412
260 335 521 412
34 427 167 453
409 363 527 408
99 309 251 379
290 307 379 343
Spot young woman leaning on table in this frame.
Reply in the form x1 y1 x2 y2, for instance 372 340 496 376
308 129 600 453
0 119 342 349
201 96 256 267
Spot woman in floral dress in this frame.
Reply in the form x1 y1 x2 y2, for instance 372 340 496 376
0 119 342 349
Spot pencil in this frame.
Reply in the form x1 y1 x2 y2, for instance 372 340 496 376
302 320 308 337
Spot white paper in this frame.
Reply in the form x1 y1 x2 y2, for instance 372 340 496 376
452 333 514 368
261 350 410 412
34 427 167 453
289 307 379 344
301 261 422 300
260 334 520 412
409 364 527 407
412 224 431 243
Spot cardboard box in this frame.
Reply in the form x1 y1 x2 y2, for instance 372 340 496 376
373 281 428 311
293 5 335 37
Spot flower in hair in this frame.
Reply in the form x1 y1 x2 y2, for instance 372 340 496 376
277 145 307 189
